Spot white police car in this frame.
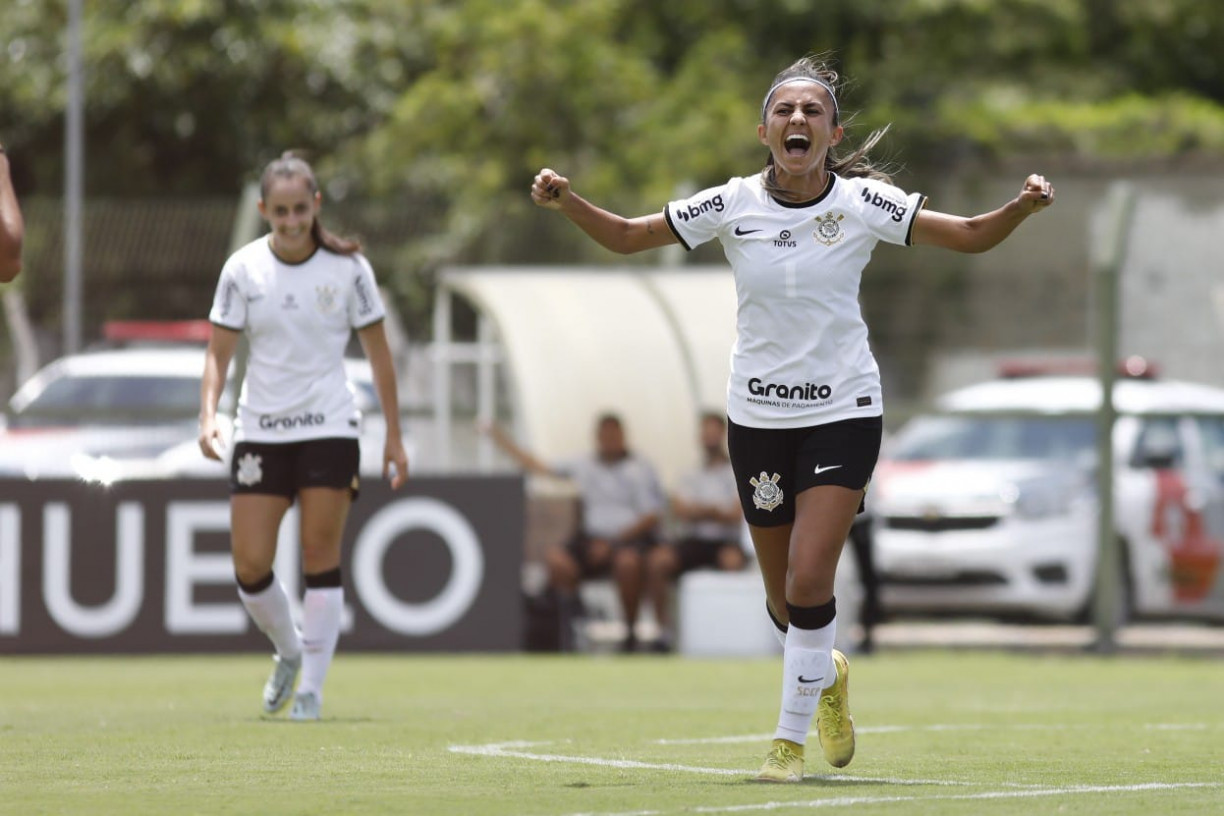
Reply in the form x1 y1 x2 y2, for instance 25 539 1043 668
0 346 228 483
1 346 397 484
870 363 1224 622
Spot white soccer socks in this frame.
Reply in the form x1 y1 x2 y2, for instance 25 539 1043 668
238 573 302 660
773 601 838 745
766 601 789 648
297 585 343 701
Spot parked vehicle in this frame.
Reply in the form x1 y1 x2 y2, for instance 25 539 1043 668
0 347 223 483
870 365 1224 622
0 345 396 484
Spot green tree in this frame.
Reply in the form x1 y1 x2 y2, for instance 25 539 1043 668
0 0 428 196
3 0 1223 345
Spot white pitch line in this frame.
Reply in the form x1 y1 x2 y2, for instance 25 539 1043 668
456 726 1222 816
448 740 744 776
652 733 773 746
448 740 977 787
654 725 1004 744
652 720 1220 745
558 782 1222 816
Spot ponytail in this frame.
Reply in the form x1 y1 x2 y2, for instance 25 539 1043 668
310 217 361 256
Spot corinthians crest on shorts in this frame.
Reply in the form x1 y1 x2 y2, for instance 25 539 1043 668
236 452 263 486
750 471 784 511
813 211 845 246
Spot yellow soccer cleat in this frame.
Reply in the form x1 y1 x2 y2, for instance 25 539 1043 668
754 738 804 783
816 649 855 768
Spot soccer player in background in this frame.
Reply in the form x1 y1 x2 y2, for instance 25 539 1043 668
199 152 408 721
529 54 1054 781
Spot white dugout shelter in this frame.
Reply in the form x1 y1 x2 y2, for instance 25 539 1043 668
433 266 738 490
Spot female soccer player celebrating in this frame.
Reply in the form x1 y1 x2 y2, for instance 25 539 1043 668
199 152 409 721
530 55 1054 781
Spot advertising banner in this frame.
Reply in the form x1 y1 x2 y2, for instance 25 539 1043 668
0 476 524 653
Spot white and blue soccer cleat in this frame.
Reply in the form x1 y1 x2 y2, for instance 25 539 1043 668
289 690 321 722
262 653 301 714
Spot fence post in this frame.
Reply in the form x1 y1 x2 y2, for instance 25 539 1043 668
1090 181 1136 652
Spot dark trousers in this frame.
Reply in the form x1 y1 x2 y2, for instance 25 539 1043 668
847 516 881 650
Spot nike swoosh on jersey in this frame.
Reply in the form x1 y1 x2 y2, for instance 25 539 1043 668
813 465 843 475
733 225 761 236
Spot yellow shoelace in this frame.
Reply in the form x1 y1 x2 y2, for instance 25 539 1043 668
819 691 845 731
765 743 800 769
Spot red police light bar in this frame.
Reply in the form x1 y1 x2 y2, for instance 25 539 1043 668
102 320 212 344
997 355 1158 380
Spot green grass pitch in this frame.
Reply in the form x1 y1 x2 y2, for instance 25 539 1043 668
2 650 1221 815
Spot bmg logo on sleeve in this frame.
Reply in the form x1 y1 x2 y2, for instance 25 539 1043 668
675 193 725 222
860 188 907 223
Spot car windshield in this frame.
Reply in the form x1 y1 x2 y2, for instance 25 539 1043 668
1193 415 1224 479
889 415 1097 462
8 374 205 428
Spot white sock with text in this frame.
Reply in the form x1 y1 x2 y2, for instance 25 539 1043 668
772 616 837 744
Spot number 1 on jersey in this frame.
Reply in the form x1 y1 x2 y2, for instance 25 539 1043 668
784 261 797 298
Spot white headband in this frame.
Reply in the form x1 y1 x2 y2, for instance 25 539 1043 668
760 77 839 123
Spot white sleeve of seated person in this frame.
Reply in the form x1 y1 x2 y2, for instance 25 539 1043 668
633 458 665 517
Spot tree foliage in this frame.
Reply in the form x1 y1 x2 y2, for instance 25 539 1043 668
1 0 1222 283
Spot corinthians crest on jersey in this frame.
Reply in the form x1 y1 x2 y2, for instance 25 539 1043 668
316 284 339 314
813 211 845 246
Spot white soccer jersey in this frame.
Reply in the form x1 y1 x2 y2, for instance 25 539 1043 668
208 237 386 444
665 173 926 429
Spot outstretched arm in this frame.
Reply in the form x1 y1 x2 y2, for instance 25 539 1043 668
912 173 1054 254
531 168 678 255
0 148 24 283
478 420 555 477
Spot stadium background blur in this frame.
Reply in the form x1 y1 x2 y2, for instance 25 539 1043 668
2 1 1224 650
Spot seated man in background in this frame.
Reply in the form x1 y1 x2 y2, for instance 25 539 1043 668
646 412 746 652
483 413 664 653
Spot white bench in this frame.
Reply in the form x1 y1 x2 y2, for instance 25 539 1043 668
568 551 862 656
677 555 862 656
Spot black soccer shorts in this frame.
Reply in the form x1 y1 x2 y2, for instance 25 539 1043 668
229 437 361 500
727 415 883 527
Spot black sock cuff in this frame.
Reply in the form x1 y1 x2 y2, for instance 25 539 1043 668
786 598 837 630
304 567 343 589
765 602 789 634
236 571 275 595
